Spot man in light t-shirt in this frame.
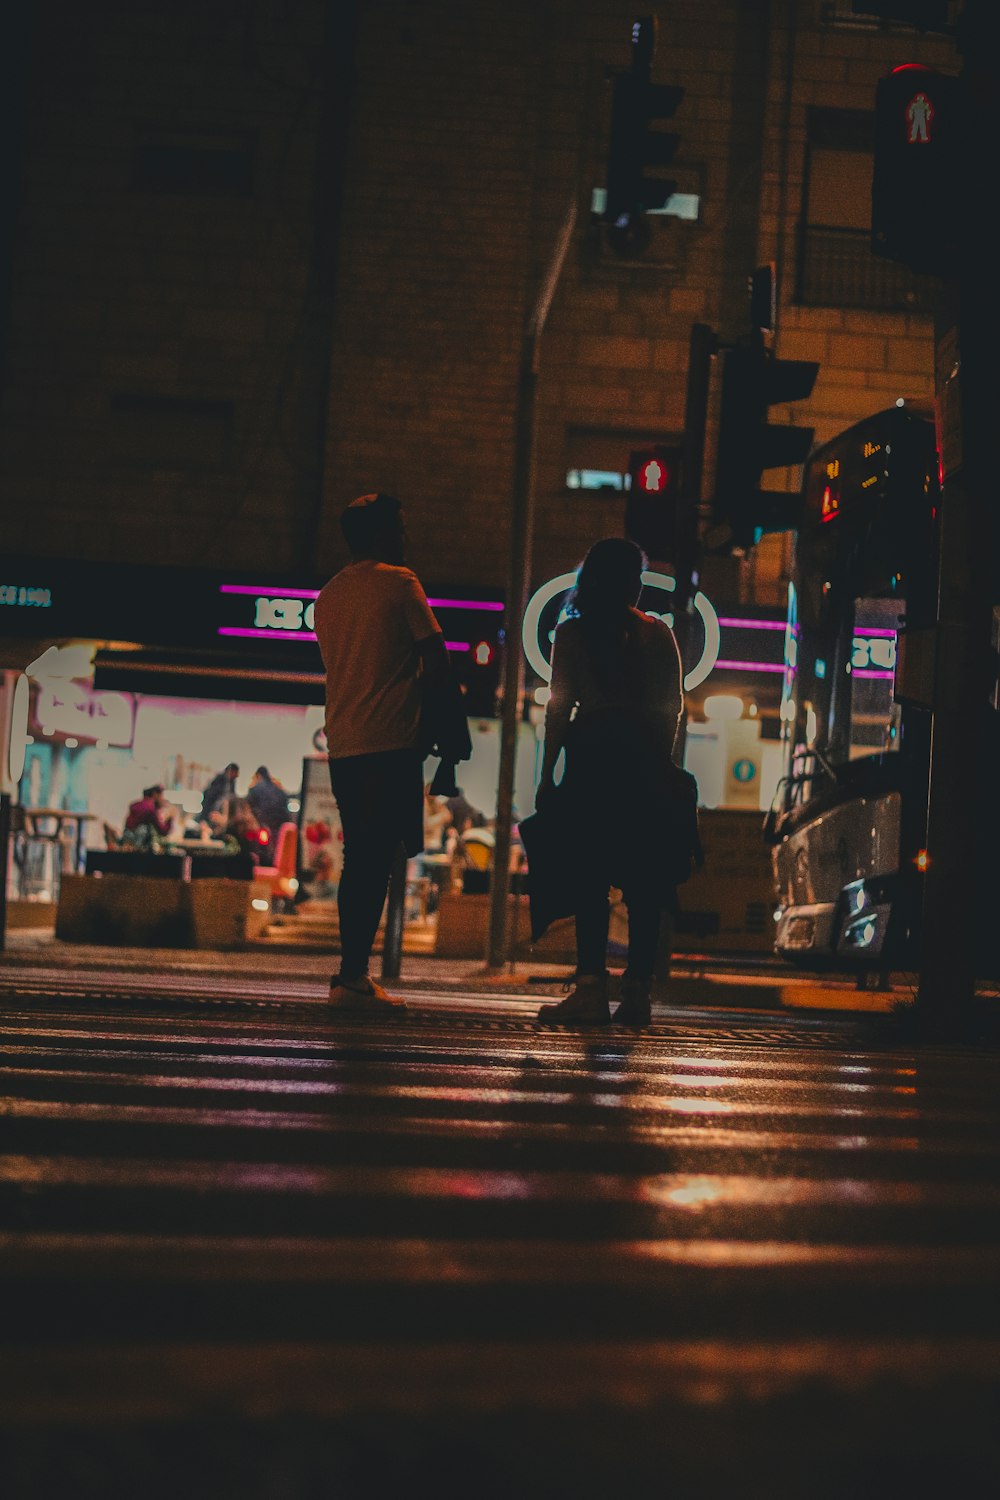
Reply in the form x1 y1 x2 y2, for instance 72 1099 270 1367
313 492 447 1012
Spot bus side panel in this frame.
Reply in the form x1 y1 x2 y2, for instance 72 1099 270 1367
772 791 902 961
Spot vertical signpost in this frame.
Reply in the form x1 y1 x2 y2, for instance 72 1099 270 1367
868 10 999 1036
485 191 578 972
602 16 684 257
0 792 9 951
711 267 818 551
487 15 685 969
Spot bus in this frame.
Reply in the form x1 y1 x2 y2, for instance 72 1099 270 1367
765 404 997 972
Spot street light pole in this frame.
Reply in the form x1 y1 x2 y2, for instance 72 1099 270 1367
915 1 997 1037
484 191 578 972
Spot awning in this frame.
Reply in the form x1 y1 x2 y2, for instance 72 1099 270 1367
91 646 325 706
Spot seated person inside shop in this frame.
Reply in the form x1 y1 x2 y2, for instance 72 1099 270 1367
119 785 174 851
213 798 266 865
446 786 486 835
247 766 291 848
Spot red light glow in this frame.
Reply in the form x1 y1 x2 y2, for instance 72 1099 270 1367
639 459 669 493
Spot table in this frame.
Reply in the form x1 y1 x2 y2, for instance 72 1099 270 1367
17 808 100 896
167 839 230 853
165 838 231 880
417 850 455 913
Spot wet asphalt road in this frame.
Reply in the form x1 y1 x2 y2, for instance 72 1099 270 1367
2 966 1000 1498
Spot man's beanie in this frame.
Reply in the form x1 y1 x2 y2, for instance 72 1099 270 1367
340 492 402 551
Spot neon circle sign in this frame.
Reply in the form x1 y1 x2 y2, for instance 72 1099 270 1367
522 570 721 692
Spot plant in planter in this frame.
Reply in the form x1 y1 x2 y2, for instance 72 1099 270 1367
117 823 168 856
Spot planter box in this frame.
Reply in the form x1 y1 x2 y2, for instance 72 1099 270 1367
672 808 777 954
188 878 270 949
433 892 574 962
189 853 255 880
85 851 185 879
57 873 189 947
5 900 58 930
56 874 272 950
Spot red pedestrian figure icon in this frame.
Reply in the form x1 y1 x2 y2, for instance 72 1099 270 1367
907 92 933 143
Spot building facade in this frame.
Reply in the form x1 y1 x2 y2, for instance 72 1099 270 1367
0 1 961 855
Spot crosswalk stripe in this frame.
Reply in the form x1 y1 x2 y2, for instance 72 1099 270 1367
3 981 1000 1461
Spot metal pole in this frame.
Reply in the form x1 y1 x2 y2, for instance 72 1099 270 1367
915 6 996 1039
485 191 578 972
674 320 715 703
293 0 361 571
653 323 713 985
380 842 407 981
0 793 10 952
916 469 984 1035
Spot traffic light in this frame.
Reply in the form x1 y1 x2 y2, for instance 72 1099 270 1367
461 637 501 717
603 17 684 256
872 63 962 276
625 444 683 564
712 340 818 551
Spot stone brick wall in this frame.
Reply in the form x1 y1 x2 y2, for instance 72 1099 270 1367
321 0 544 589
0 1 960 608
0 0 331 571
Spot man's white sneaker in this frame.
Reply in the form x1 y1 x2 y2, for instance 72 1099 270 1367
328 976 407 1012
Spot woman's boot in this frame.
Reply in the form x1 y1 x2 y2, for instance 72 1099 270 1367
614 975 652 1026
537 972 610 1025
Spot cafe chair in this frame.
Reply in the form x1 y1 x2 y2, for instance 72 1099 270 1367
458 827 494 895
253 821 299 910
459 828 494 871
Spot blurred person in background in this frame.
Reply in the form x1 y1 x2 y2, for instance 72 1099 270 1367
247 766 291 848
445 785 486 834
218 798 266 866
423 786 453 852
124 785 174 840
198 762 239 828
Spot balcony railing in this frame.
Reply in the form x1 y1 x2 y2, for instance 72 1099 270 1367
797 225 940 313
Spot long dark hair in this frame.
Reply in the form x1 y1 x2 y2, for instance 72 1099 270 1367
567 537 646 691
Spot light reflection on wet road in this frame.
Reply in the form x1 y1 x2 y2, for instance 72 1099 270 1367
2 968 1000 1496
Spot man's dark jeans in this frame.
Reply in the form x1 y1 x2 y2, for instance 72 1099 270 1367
327 747 423 982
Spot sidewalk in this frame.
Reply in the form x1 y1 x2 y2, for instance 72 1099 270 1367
0 926 906 1015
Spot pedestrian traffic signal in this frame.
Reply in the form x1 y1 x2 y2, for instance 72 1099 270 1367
631 447 676 496
625 444 683 563
461 638 501 717
603 16 684 256
872 63 962 276
712 341 818 551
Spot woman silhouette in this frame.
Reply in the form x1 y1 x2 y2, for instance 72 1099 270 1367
535 537 686 1026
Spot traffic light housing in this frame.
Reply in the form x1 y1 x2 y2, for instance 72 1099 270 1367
625 444 683 564
460 637 501 717
712 341 818 551
603 17 684 256
872 63 962 276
